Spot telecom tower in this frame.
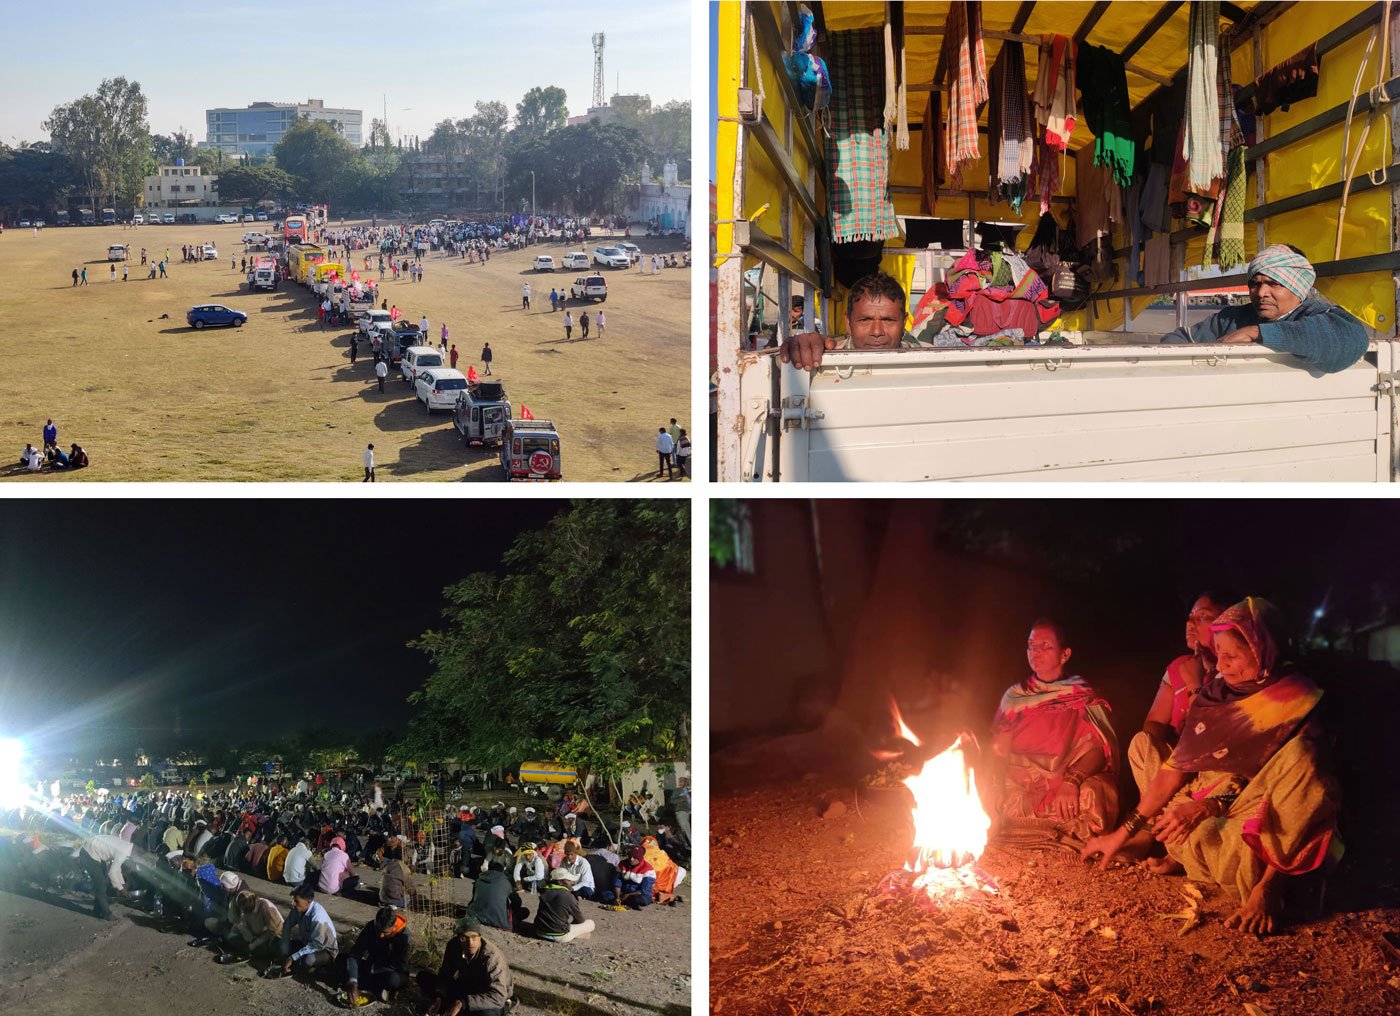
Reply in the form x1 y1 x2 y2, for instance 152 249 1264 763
592 32 606 109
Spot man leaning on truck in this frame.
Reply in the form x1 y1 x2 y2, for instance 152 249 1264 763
780 272 928 370
1160 244 1369 375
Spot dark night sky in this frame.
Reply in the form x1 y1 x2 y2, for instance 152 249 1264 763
0 499 568 759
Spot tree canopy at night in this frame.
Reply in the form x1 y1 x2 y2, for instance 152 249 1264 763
394 500 690 785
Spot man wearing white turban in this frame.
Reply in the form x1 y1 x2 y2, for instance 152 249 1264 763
1161 244 1368 375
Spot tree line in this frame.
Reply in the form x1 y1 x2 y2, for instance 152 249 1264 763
1 79 690 217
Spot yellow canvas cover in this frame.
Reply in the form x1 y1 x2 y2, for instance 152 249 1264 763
717 1 1394 335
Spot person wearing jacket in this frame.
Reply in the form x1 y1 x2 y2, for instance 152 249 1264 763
533 870 595 942
378 844 414 909
617 846 656 909
276 884 338 975
422 916 514 1016
512 843 546 893
225 891 284 959
339 906 411 1006
467 860 526 931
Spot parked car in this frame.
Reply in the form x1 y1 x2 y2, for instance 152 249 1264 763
162 213 175 224
18 219 30 228
215 213 237 224
242 231 268 244
561 251 590 270
358 309 393 339
399 345 444 384
33 219 45 228
501 419 562 481
201 245 218 260
242 213 256 222
569 275 608 302
254 211 268 221
592 246 630 268
132 214 144 225
453 380 511 446
415 368 469 412
532 255 556 272
186 304 247 329
616 241 642 263
107 244 129 261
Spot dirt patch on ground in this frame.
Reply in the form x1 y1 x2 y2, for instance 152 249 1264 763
711 780 1400 1016
0 223 690 481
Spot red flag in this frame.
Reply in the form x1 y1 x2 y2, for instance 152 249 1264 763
520 404 534 420
390 306 401 321
467 365 479 383
350 269 359 281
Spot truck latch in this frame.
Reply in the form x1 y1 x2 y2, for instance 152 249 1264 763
781 395 824 430
1372 371 1400 395
738 89 761 124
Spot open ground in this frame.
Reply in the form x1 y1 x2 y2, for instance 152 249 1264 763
2 784 691 1016
0 222 690 481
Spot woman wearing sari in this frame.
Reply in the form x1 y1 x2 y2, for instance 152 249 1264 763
988 619 1120 846
1128 593 1231 795
1082 598 1340 935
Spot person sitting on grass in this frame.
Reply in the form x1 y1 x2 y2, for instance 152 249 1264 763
421 916 515 1016
274 884 338 977
533 869 596 943
512 843 546 894
339 906 411 1007
616 846 656 909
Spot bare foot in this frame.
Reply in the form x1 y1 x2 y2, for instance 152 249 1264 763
1142 856 1184 876
1225 880 1282 935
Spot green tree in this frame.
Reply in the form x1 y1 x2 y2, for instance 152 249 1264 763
151 128 195 166
43 77 151 209
216 163 296 204
552 122 645 214
396 501 689 786
367 117 393 150
273 117 358 202
515 86 569 134
0 147 79 216
642 100 691 182
464 101 510 209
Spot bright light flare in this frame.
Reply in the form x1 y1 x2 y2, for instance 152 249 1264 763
0 738 29 809
902 734 991 878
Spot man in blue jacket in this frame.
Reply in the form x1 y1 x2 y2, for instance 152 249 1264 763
1161 244 1369 375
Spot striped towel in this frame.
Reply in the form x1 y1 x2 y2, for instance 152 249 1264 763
941 0 988 189
1216 145 1248 269
988 41 1035 211
826 28 902 244
1185 0 1223 189
1034 35 1077 151
1217 27 1244 153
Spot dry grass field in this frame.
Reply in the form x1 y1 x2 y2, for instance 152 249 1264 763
0 221 691 481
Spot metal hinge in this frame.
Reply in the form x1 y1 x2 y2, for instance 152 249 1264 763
1372 371 1400 395
781 395 825 430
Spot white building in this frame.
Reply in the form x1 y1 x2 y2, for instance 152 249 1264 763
143 162 218 208
628 161 690 236
205 99 363 158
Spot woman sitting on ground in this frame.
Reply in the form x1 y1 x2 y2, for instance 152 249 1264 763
1129 593 1231 793
1082 598 1340 935
987 618 1120 846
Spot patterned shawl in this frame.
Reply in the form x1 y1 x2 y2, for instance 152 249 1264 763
1168 598 1323 779
941 0 988 189
826 28 902 244
993 673 1119 771
988 41 1035 211
1185 0 1224 189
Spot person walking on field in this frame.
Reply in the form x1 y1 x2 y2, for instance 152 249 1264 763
667 418 682 468
676 429 691 477
122 264 128 282
579 311 590 339
110 263 116 282
80 267 88 285
596 310 605 337
449 344 459 369
521 282 531 311
655 428 675 479
363 443 375 482
375 359 388 393
563 311 573 341
481 343 493 376
72 267 79 287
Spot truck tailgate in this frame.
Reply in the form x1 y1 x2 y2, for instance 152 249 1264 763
776 343 1393 481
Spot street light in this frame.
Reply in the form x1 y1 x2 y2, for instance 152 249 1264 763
530 170 536 223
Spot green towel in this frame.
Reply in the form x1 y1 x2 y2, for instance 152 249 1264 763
1217 146 1247 270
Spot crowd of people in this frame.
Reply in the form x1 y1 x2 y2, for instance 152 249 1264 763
17 418 88 473
2 772 691 1008
981 597 1338 935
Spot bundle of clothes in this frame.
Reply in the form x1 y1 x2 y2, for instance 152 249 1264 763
910 248 1062 347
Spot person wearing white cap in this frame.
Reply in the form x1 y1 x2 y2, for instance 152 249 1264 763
512 843 546 893
534 869 595 943
619 820 641 853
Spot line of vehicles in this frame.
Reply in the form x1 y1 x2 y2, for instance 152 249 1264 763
531 242 640 273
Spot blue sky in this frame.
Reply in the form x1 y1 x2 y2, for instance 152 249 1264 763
1 0 691 146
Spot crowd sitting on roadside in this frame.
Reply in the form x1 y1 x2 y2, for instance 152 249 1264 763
0 772 688 1008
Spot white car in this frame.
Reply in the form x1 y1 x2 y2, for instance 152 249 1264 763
133 214 144 225
416 368 469 412
400 345 445 384
216 213 238 224
616 241 641 263
242 213 256 222
162 213 175 224
358 309 393 339
532 255 556 272
242 231 268 244
561 251 590 270
201 244 218 260
107 244 129 261
592 246 630 268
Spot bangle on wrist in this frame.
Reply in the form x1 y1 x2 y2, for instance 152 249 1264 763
1064 770 1086 789
1121 809 1146 835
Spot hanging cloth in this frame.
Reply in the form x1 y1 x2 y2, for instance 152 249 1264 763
920 90 943 216
988 42 1035 212
941 0 988 189
1217 32 1244 154
1215 145 1248 269
1250 43 1320 116
1030 132 1062 216
1076 42 1136 188
1033 35 1077 150
1184 0 1223 190
825 28 902 244
883 3 909 150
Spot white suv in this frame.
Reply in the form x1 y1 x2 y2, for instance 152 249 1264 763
358 309 393 338
532 255 556 272
561 252 590 270
592 246 630 268
399 345 445 384
569 275 608 302
216 213 238 224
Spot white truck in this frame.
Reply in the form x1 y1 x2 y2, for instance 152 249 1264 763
731 340 1397 482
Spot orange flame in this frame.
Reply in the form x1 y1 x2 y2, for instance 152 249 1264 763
891 699 921 747
901 734 991 879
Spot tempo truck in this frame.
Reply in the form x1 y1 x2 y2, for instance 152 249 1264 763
712 1 1400 482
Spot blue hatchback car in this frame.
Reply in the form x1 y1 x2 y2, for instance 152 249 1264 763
186 304 248 329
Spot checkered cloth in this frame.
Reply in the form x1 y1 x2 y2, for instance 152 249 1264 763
1248 244 1316 300
1217 30 1244 153
941 0 987 189
988 41 1034 210
826 28 901 244
1215 145 1248 269
1185 0 1223 189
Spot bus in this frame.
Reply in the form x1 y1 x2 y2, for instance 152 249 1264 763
283 214 310 244
101 208 116 225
